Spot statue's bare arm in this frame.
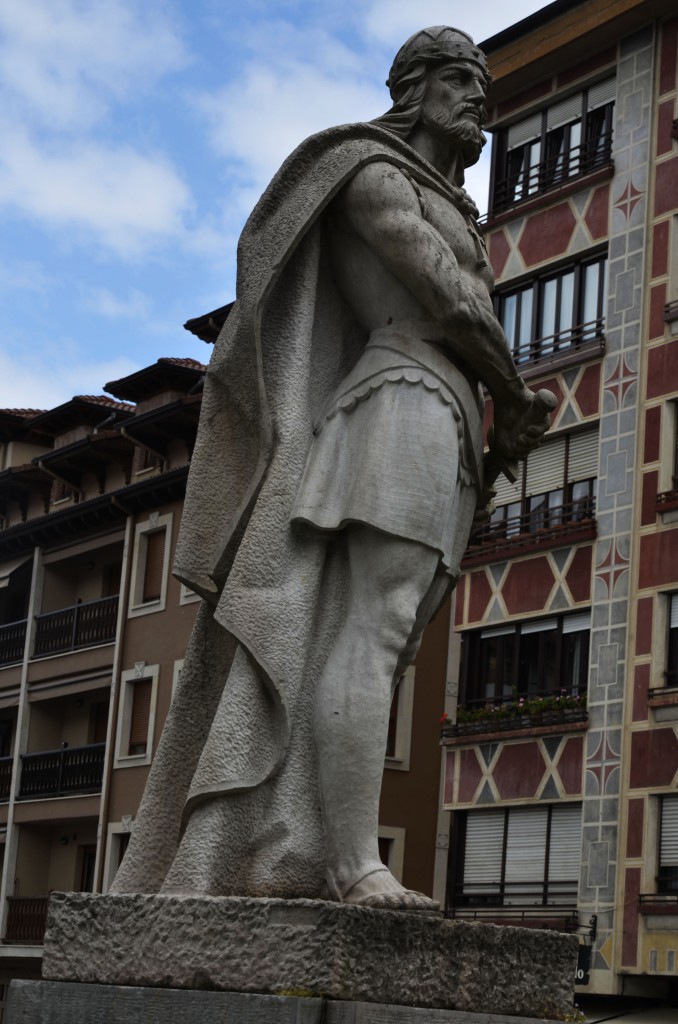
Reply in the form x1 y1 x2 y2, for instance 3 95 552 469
338 162 553 460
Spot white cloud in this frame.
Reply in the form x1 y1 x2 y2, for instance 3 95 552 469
0 0 188 131
196 22 386 227
0 350 140 410
82 287 151 320
0 125 192 257
0 259 53 295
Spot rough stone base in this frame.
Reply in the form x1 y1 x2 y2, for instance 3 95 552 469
41 893 577 1019
6 981 571 1024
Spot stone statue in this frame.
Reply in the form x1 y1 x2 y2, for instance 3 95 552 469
112 27 554 911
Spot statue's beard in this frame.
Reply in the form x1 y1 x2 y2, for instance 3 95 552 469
421 106 486 168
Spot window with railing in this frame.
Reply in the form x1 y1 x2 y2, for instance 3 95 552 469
657 796 678 897
496 253 607 367
667 598 678 690
468 431 598 559
460 611 590 711
450 804 581 915
491 79 615 215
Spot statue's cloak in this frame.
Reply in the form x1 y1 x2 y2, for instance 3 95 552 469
112 124 483 897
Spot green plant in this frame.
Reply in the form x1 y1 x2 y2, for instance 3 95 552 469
444 690 587 727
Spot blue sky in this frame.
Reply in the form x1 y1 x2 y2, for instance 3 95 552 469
0 0 551 409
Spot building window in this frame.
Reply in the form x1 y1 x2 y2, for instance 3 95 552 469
492 79 615 214
377 825 406 882
461 611 590 708
496 253 607 365
478 430 598 547
128 513 172 617
453 804 581 908
659 796 678 894
384 665 415 770
114 663 159 767
667 596 678 688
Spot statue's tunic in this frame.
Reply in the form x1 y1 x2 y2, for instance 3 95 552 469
112 124 485 899
293 324 482 577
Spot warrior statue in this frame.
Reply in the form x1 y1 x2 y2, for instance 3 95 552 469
112 26 554 911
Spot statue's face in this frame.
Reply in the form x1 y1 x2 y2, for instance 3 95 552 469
420 59 487 139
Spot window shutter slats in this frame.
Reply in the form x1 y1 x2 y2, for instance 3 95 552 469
661 798 678 865
562 611 591 634
525 438 566 496
588 78 616 110
547 94 583 130
492 461 524 507
548 805 582 880
521 617 558 635
128 678 152 753
463 810 504 889
505 808 548 883
568 432 598 482
508 113 542 149
670 595 678 630
142 530 165 602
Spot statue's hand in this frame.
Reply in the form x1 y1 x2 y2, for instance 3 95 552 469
493 387 557 463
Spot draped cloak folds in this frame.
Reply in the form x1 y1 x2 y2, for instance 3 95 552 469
111 123 485 898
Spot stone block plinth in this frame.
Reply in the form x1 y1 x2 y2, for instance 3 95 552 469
40 892 577 1019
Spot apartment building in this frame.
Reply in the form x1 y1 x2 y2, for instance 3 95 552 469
0 345 454 1011
442 0 678 1003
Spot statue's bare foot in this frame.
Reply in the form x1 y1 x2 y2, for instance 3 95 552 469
342 867 439 912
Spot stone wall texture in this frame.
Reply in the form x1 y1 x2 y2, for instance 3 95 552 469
41 893 578 1019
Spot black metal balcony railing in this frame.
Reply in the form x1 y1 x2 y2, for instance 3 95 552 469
466 497 596 561
0 755 13 801
0 618 27 666
5 896 50 944
511 319 605 368
448 881 579 928
18 743 105 800
492 132 613 215
33 595 118 657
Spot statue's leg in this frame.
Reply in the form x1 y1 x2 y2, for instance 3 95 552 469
313 522 446 910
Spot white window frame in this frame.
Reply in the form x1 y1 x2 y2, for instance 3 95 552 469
113 662 159 768
102 817 134 893
179 582 201 606
385 665 415 771
378 825 406 882
127 512 172 618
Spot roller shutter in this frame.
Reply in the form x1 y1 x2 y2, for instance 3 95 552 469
568 432 598 482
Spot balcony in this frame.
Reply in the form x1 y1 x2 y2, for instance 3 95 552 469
33 595 118 657
442 692 588 742
448 880 578 930
491 132 613 218
4 896 49 944
463 497 596 567
0 755 12 801
511 320 605 372
0 618 27 666
18 743 105 800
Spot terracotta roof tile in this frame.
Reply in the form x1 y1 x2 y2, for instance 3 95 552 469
158 357 207 370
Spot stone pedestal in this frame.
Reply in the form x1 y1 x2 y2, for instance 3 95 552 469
29 892 578 1021
6 981 574 1024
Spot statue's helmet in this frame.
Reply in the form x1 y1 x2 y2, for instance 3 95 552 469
387 26 490 98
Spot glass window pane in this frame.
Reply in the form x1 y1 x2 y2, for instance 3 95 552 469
540 278 557 347
518 287 534 359
569 121 581 174
501 293 517 347
528 141 541 193
558 271 575 342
